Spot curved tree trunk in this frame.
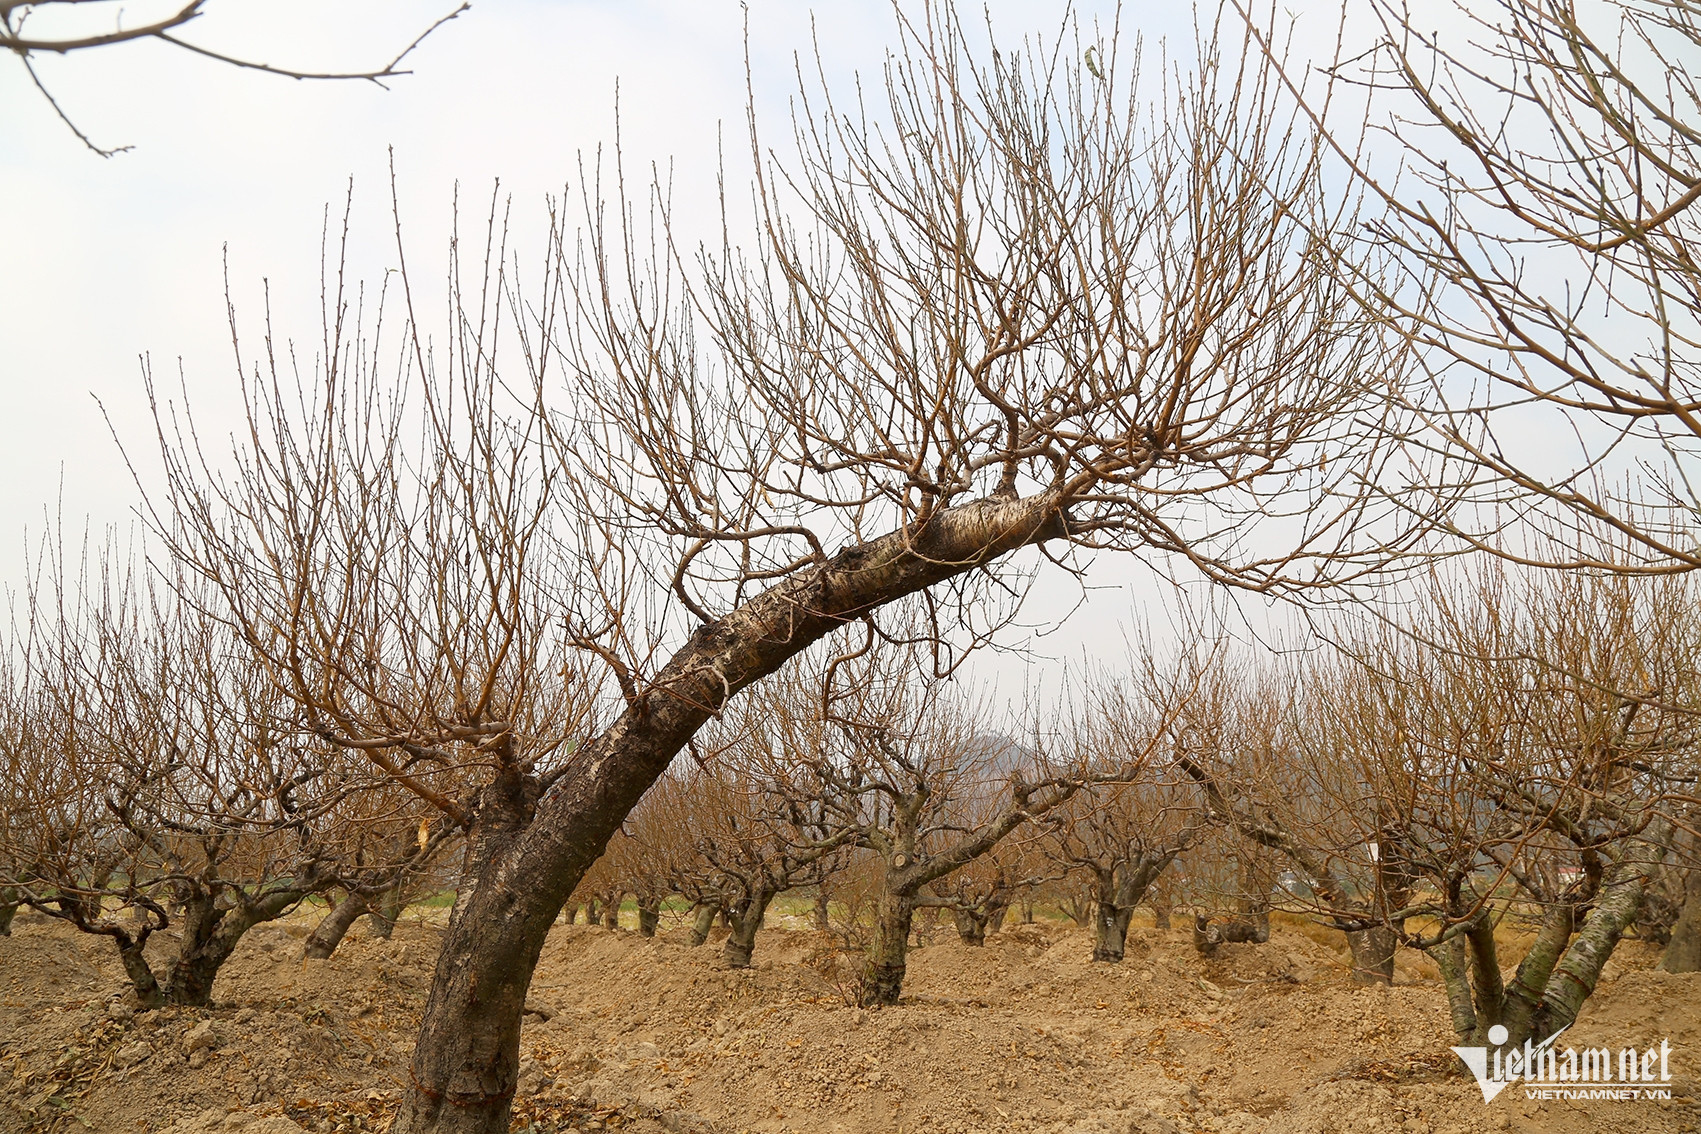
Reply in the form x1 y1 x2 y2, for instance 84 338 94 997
391 495 1067 1134
687 902 717 946
115 931 165 1009
304 894 371 960
723 891 776 968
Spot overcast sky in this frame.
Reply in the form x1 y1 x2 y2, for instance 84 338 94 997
0 0 1407 682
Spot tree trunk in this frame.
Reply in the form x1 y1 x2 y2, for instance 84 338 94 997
0 888 16 936
1152 904 1171 930
1095 853 1177 963
1432 933 1478 1042
601 898 621 930
687 902 717 946
950 901 1009 946
1527 848 1659 1042
165 886 308 1005
116 933 165 1009
723 892 775 968
1194 912 1268 958
303 894 371 960
1020 898 1034 924
1093 902 1136 963
859 888 916 1006
391 494 1069 1134
367 885 407 940
583 899 599 925
1463 911 1505 1031
1346 925 1397 985
636 900 660 938
393 779 583 1134
1660 863 1701 973
813 891 831 932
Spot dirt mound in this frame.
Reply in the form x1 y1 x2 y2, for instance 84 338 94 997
3 909 1697 1133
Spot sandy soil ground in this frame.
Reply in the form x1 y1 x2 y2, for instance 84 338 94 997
1 907 1697 1134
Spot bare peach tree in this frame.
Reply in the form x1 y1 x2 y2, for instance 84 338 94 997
136 4 1431 1129
300 788 459 960
0 555 369 1006
1037 669 1206 963
670 694 859 967
5 0 467 156
1358 567 1700 1049
730 644 1120 1004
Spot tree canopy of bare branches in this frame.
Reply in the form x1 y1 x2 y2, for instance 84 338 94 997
126 3 1437 1129
1291 0 1701 571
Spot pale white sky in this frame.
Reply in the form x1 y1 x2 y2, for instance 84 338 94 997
0 0 1455 681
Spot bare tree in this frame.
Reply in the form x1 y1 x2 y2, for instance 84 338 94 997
5 0 467 156
136 3 1431 1128
677 696 858 967
753 648 1108 1005
0 553 368 1006
300 790 458 960
1037 671 1204 963
922 839 1039 946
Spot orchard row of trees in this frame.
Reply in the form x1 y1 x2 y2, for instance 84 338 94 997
7 561 1698 1041
2 1 1698 1131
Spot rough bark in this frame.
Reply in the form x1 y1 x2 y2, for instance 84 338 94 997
1432 933 1478 1042
1193 912 1269 958
859 889 916 1007
1528 852 1658 1042
1091 852 1178 963
303 894 372 960
0 888 16 936
1346 925 1397 985
636 901 660 938
165 886 311 1005
950 899 1008 946
723 891 776 969
115 933 165 1009
687 902 717 946
393 494 1065 1134
813 891 830 932
1660 863 1701 973
1500 902 1577 1037
1463 911 1506 1032
1094 903 1136 962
